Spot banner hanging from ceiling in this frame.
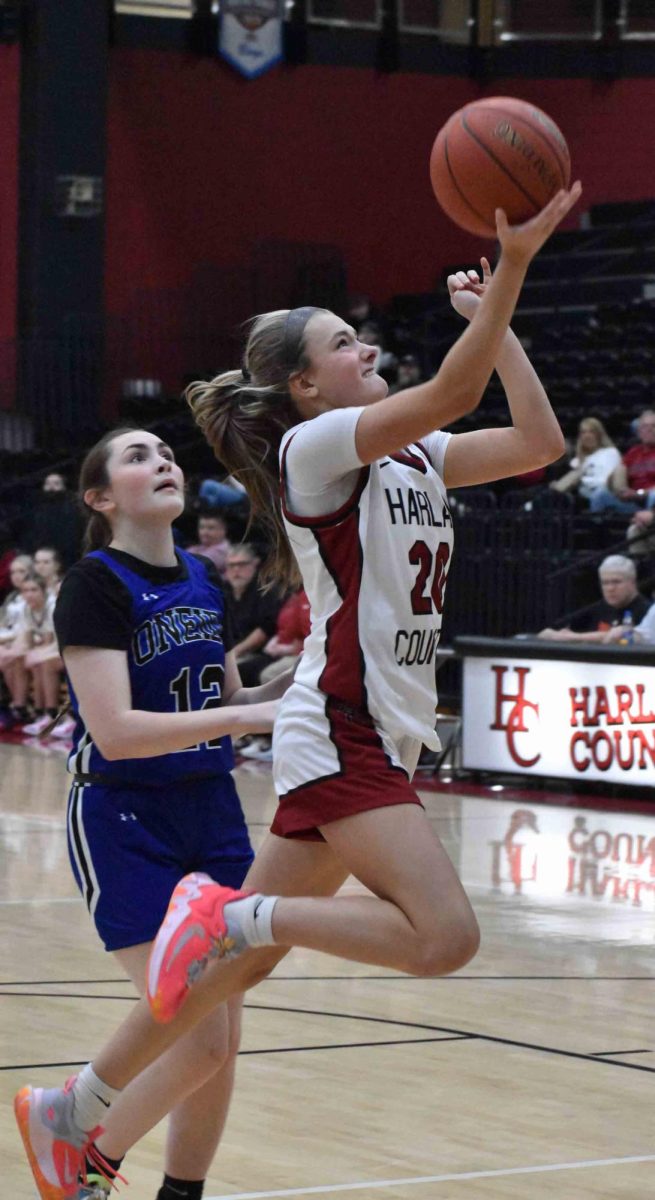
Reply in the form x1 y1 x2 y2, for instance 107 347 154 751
219 0 285 80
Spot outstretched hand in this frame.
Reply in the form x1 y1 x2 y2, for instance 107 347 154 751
496 181 583 266
448 257 492 321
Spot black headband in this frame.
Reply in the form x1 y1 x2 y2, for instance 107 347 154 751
283 306 320 371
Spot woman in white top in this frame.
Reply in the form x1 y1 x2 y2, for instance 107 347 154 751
551 416 620 501
0 554 32 643
0 555 34 729
14 182 582 1200
33 545 64 598
2 572 62 735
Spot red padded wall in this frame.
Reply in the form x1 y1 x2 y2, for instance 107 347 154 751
2 48 655 330
105 52 655 308
0 45 19 340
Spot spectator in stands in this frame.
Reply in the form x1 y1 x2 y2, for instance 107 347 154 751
21 471 84 568
223 543 283 686
345 292 384 334
185 511 232 577
260 587 310 682
589 409 655 514
388 354 424 395
604 600 655 645
198 472 249 511
20 575 69 737
0 572 62 734
240 588 311 761
0 555 33 728
357 322 398 375
0 555 32 644
550 417 620 504
33 545 63 597
626 507 655 558
537 555 651 643
0 534 19 601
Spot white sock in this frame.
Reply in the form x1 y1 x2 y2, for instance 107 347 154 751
225 893 279 949
72 1064 121 1132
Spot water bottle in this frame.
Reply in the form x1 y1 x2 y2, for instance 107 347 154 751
619 610 634 645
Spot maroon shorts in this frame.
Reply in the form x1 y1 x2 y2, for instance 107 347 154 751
270 701 422 841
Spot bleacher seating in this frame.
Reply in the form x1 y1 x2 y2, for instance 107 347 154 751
386 199 655 629
2 199 655 637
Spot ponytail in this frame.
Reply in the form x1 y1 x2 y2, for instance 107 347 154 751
187 308 325 590
77 426 136 554
82 512 112 554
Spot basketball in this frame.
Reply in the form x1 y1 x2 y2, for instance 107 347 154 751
430 96 571 238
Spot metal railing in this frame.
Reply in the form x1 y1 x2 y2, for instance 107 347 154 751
111 0 655 42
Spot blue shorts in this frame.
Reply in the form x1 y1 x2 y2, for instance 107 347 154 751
66 774 254 952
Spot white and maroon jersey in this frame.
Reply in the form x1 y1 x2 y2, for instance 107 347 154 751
279 406 453 749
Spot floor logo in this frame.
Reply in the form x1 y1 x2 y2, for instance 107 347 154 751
490 808 540 891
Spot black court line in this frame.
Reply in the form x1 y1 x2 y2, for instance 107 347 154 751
238 1034 471 1056
590 1049 653 1058
2 990 651 1075
259 974 655 983
2 991 653 1077
1 1060 88 1072
0 1036 472 1072
1 973 654 986
244 1003 485 1035
243 1002 655 1076
0 991 488 1035
0 978 132 986
0 991 138 1002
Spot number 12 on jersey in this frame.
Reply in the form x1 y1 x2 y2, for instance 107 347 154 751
170 663 224 750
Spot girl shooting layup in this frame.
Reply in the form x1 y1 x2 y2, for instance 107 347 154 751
15 182 581 1200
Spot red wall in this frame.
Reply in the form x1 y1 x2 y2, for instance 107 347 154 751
105 51 655 309
2 48 655 335
0 45 19 341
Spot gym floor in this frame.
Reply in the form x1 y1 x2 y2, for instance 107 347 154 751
1 740 653 1199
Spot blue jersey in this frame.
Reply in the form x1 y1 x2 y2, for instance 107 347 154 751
63 548 234 786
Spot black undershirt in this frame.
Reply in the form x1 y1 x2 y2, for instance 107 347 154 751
54 547 234 654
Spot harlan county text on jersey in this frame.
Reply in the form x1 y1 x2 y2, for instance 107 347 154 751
384 485 452 529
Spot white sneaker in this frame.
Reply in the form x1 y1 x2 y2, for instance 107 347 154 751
51 715 76 739
239 738 273 761
22 714 53 737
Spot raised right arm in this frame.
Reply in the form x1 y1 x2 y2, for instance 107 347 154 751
355 184 581 465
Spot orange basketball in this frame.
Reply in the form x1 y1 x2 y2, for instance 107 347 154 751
430 96 571 238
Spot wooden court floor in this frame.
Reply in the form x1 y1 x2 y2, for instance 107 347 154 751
1 739 654 1199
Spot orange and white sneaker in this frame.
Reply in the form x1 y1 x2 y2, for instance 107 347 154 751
14 1079 105 1200
147 872 254 1023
